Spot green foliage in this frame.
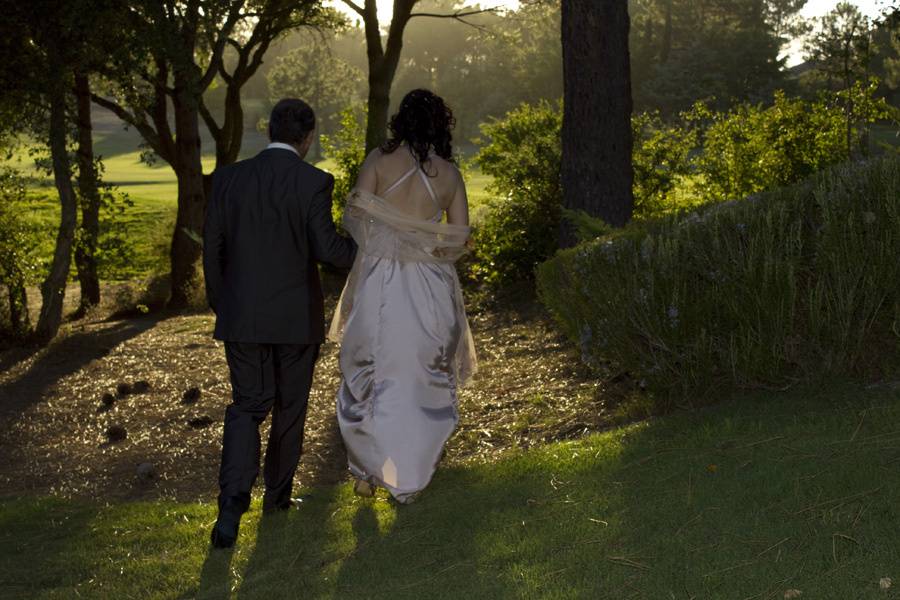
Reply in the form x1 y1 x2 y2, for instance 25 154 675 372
470 101 562 285
631 110 699 214
468 99 705 284
538 157 900 405
803 2 873 89
320 104 366 226
561 209 614 244
691 85 896 201
630 0 794 114
0 168 40 337
266 39 363 159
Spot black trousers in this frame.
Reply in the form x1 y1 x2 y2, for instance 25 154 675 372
218 342 320 514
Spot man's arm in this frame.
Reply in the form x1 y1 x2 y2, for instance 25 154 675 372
308 174 357 269
202 171 227 313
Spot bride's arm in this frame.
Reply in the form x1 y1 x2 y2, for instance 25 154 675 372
446 168 469 227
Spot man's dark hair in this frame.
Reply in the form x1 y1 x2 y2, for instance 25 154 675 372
268 98 316 145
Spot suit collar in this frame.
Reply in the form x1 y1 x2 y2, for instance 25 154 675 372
265 142 301 157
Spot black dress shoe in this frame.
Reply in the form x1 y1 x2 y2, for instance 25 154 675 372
210 513 240 549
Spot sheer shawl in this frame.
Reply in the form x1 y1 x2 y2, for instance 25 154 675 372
327 188 478 386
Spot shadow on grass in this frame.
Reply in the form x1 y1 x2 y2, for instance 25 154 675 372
217 384 900 599
197 370 351 598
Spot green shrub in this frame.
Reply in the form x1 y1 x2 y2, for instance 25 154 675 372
470 100 562 285
0 168 40 338
631 110 699 215
321 104 366 227
469 101 704 285
691 84 895 202
537 157 900 405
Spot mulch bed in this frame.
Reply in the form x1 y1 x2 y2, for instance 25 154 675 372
0 280 619 503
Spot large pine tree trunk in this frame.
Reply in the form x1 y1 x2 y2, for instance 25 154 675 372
560 0 635 247
168 83 206 309
73 72 101 314
35 83 78 342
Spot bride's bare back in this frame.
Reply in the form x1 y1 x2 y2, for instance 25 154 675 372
355 144 469 226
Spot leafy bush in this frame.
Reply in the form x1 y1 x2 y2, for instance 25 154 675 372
321 104 366 226
631 110 698 215
537 157 900 405
691 84 896 202
469 101 707 285
0 168 40 338
471 101 562 285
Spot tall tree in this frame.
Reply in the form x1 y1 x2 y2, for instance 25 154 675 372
804 2 874 155
629 0 803 113
267 40 364 159
340 0 496 153
0 1 113 341
73 72 101 315
1 3 80 341
560 0 635 246
94 1 329 307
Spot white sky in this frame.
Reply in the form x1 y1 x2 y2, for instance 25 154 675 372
329 0 890 66
799 0 884 20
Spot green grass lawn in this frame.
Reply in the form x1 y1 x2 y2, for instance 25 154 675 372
2 382 899 599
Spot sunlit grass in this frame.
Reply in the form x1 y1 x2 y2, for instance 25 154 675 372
2 383 899 598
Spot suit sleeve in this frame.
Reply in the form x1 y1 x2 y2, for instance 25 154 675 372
308 174 357 269
202 170 226 313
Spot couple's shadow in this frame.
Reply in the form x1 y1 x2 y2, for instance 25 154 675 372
193 413 352 599
192 492 381 600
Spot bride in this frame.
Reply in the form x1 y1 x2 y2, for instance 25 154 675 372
328 89 477 503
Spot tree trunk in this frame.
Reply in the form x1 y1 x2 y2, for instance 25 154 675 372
559 0 635 247
365 71 392 153
73 72 101 314
216 84 243 168
361 1 413 153
35 83 78 342
6 279 29 337
168 83 206 309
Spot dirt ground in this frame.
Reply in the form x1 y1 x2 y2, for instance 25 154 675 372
0 279 617 503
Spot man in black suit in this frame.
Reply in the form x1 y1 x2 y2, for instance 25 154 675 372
203 98 356 549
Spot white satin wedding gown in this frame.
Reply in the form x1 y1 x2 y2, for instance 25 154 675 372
328 160 476 503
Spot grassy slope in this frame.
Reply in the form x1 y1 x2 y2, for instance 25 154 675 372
2 383 899 599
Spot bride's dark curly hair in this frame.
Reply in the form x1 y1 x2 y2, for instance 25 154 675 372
381 89 456 167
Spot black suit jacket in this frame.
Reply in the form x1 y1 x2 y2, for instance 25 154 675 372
202 148 357 344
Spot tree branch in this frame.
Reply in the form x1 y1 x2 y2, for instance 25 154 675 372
199 97 222 144
199 0 244 91
341 0 365 18
409 7 500 20
89 93 171 164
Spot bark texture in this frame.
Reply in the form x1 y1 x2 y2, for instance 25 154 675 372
74 71 101 313
560 0 635 247
36 82 78 341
